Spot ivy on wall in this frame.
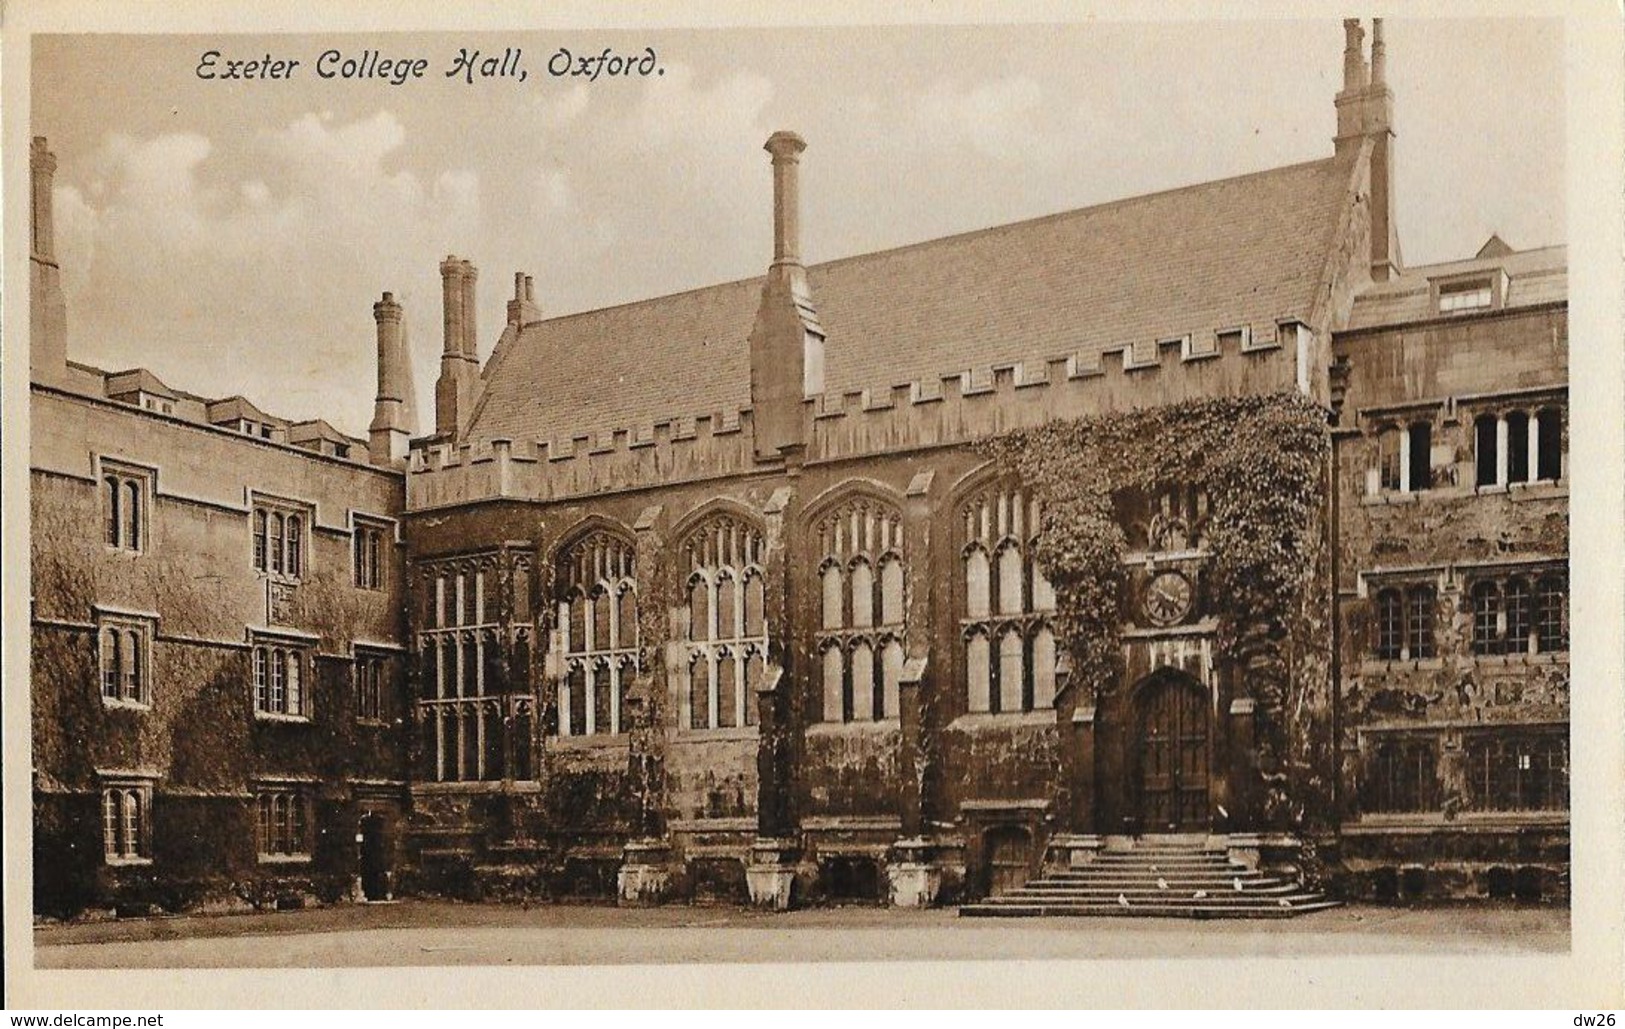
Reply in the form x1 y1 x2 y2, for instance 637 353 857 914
981 392 1329 785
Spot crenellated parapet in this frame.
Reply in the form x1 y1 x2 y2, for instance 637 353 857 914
406 321 1311 511
805 321 1307 459
407 407 762 510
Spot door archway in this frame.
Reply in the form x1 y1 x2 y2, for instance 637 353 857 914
1133 670 1212 833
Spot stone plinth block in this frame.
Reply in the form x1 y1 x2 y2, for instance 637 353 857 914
1047 833 1105 870
617 837 679 906
887 836 946 908
887 863 942 908
745 836 801 911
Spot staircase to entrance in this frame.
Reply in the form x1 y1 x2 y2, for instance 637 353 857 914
959 836 1337 919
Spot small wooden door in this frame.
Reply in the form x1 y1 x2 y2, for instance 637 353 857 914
1137 676 1211 832
985 826 1033 896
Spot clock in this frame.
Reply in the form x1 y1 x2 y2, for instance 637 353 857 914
1143 570 1193 627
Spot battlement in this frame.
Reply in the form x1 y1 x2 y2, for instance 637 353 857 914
806 321 1307 459
407 407 761 509
406 322 1310 510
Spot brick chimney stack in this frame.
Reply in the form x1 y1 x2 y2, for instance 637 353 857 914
30 137 69 384
434 255 481 438
1334 17 1400 281
748 131 826 462
368 291 416 466
507 271 542 327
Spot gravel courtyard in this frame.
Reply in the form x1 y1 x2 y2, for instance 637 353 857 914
32 900 1569 968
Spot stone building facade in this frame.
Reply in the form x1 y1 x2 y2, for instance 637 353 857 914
29 20 1567 917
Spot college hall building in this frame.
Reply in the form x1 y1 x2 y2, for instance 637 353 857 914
30 20 1568 919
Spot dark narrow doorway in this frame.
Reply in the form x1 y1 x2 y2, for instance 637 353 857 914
359 813 391 901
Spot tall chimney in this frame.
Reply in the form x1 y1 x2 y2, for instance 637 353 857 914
748 130 826 462
30 137 68 384
766 130 806 266
440 256 464 358
435 256 479 438
460 259 479 358
369 291 415 466
1370 17 1387 88
1333 19 1400 282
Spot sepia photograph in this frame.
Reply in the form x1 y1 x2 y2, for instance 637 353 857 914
6 0 1622 1011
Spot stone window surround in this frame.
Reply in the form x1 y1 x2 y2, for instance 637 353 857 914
1356 559 1567 664
97 456 155 555
1353 721 1569 823
956 480 1059 718
553 528 639 738
253 777 317 862
99 771 158 865
1356 389 1565 499
95 606 157 709
814 496 907 725
250 491 314 582
354 647 391 725
251 629 316 721
351 513 395 591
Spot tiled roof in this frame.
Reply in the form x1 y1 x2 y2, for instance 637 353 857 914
1345 244 1566 330
466 153 1359 445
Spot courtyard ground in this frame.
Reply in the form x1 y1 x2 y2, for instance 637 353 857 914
31 899 1568 968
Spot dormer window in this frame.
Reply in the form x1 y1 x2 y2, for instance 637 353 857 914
1438 280 1491 313
1431 270 1506 316
139 393 175 415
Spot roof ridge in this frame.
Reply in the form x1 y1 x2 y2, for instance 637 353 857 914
517 155 1342 333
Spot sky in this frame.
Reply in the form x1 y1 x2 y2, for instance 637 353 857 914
32 19 1565 439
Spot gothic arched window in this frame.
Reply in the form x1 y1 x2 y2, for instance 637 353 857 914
554 528 638 736
959 481 1057 714
813 496 906 723
679 510 765 730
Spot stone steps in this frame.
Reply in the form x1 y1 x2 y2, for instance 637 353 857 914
959 839 1336 919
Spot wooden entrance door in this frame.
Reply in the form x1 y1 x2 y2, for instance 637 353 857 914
1137 675 1211 832
985 826 1033 896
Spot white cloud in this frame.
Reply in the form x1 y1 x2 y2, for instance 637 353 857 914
913 76 1071 166
55 111 481 435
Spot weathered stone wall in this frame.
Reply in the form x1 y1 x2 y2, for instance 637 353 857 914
1331 303 1569 901
30 387 412 918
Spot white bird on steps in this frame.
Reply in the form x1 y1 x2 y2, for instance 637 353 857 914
1117 893 1130 909
1193 890 1208 899
1157 877 1168 890
1233 877 1244 892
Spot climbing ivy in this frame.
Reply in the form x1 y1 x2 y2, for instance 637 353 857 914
981 392 1329 790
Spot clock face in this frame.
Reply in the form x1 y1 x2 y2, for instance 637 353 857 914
1143 571 1193 627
